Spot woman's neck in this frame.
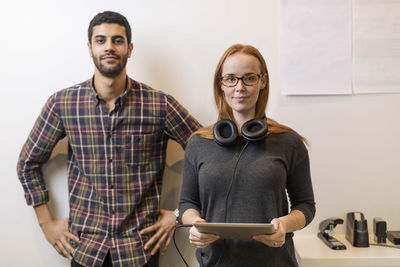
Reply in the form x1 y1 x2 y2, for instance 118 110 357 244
233 110 255 133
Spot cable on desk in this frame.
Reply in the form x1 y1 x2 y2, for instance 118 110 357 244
370 242 400 249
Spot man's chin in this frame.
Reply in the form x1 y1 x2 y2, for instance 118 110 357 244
93 58 127 78
98 68 123 78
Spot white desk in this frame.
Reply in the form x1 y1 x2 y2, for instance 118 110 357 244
294 234 400 267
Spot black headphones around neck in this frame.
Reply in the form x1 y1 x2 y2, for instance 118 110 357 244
213 118 269 146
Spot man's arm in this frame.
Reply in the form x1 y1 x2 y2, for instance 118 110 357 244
17 93 65 206
17 93 78 258
163 94 201 148
139 94 201 254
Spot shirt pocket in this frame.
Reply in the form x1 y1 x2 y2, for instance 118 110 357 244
124 134 153 165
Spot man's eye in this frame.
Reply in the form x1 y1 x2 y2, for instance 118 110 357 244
113 37 126 44
96 39 104 44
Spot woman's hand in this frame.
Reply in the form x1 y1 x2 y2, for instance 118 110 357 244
189 218 220 248
253 218 286 247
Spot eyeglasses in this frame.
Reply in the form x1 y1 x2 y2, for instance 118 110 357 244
221 73 263 87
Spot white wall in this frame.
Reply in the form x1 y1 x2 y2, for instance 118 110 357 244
1 0 399 266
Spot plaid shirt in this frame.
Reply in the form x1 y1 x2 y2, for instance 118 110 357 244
17 77 200 267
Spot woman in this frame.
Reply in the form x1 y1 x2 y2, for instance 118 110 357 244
179 44 315 267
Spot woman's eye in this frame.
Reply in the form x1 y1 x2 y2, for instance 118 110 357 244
245 75 257 82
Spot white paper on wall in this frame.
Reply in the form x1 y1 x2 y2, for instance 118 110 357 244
353 0 400 94
280 0 352 95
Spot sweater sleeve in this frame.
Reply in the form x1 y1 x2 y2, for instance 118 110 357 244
286 137 316 227
178 136 202 222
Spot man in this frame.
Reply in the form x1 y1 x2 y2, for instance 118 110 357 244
17 11 200 267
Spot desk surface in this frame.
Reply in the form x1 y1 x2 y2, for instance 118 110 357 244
294 234 400 267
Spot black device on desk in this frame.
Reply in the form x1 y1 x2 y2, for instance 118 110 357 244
346 212 369 247
387 231 400 245
373 217 387 244
318 217 346 250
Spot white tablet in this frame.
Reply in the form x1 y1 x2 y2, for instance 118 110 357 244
192 222 275 240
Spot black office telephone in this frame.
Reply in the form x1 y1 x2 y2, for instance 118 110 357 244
317 217 347 250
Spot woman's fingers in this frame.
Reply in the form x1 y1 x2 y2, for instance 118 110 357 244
189 227 219 248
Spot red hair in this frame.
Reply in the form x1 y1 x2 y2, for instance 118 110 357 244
196 44 307 144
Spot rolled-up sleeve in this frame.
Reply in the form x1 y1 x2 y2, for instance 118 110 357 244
16 93 65 206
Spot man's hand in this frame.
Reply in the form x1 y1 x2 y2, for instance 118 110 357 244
139 209 177 255
40 218 79 260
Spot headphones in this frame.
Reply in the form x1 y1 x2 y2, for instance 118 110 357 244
213 118 269 146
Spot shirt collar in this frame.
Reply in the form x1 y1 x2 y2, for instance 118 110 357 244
89 75 132 106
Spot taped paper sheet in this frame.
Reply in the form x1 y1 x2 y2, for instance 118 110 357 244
353 0 400 94
280 0 352 95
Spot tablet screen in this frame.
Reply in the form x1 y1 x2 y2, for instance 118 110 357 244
192 222 275 240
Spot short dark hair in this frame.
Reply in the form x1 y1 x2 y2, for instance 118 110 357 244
88 11 132 44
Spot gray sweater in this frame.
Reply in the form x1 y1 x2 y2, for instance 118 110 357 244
179 131 315 267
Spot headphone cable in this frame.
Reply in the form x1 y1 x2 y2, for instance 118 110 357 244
213 141 249 266
173 224 193 267
224 141 249 222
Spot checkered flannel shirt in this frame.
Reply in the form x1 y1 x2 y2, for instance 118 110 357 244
17 77 200 267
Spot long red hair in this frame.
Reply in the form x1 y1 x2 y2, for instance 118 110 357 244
195 44 307 144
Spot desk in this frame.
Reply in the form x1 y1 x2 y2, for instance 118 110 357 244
294 234 400 267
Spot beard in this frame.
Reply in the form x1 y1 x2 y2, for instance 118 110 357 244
93 52 129 78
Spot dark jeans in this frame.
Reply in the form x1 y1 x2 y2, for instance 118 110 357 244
71 251 159 267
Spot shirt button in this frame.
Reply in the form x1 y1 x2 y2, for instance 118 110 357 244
110 184 114 189
108 158 113 163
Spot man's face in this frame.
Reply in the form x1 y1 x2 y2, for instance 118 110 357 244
88 23 133 77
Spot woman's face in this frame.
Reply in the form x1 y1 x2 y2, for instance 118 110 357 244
221 53 266 119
